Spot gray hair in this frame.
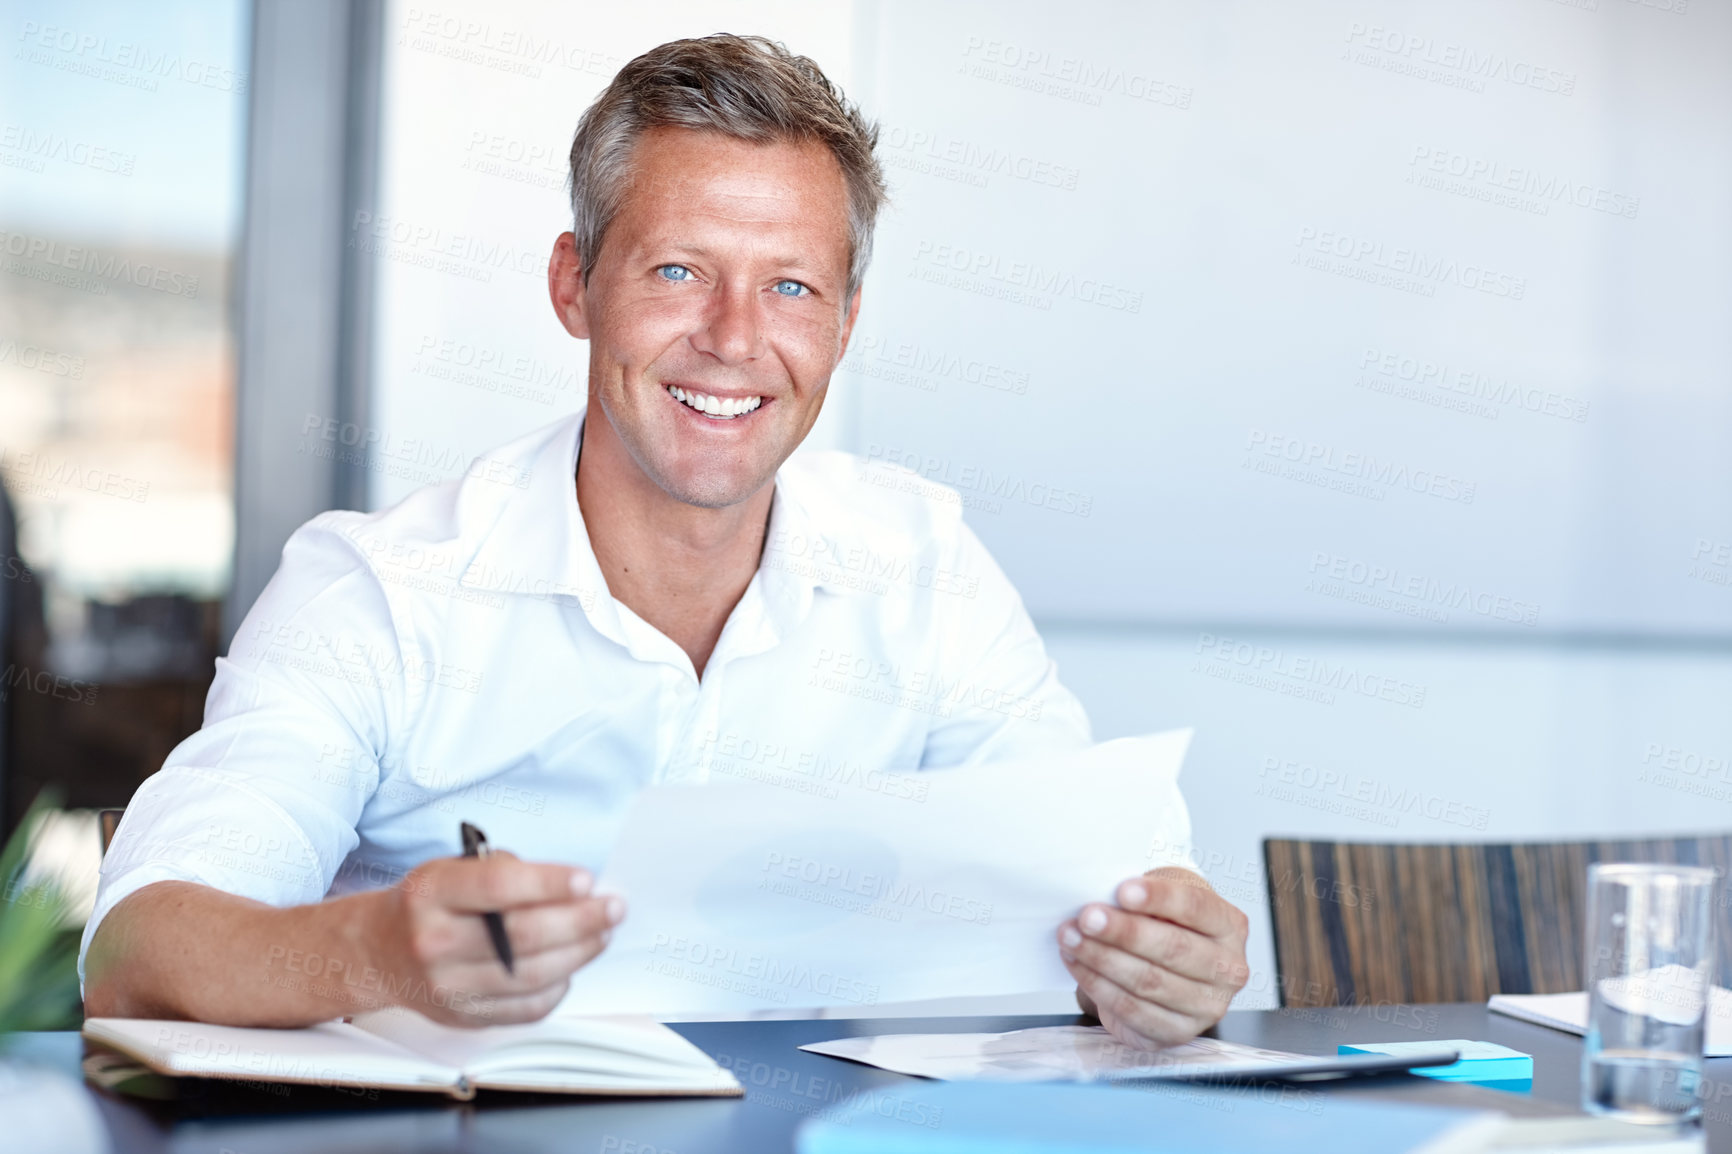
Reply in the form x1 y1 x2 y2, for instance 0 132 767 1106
567 34 886 299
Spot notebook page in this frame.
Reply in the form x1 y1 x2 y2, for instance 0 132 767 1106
82 1018 459 1091
351 1007 732 1083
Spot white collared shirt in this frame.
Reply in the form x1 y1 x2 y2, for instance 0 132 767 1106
81 412 1093 981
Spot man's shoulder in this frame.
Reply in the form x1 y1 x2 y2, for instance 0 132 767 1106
287 414 580 581
777 447 969 555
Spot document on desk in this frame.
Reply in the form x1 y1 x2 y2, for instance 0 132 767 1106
558 730 1195 1016
800 1025 1310 1083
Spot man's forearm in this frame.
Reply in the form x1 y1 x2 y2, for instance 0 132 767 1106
83 881 402 1027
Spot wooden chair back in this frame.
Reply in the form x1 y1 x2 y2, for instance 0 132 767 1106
98 807 125 857
1263 834 1732 1007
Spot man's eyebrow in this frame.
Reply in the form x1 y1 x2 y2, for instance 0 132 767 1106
650 242 832 277
657 242 716 262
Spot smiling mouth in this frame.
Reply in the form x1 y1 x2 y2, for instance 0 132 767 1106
666 384 764 419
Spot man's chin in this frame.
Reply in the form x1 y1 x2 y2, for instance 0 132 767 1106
601 405 788 510
652 467 773 511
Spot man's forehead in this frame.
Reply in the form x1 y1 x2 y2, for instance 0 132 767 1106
623 127 847 221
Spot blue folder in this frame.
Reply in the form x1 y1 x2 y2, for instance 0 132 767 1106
795 1079 1503 1153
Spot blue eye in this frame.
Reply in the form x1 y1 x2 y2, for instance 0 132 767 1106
657 265 693 282
773 279 809 297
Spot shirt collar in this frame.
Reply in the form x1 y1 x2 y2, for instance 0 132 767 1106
458 412 607 611
454 408 870 639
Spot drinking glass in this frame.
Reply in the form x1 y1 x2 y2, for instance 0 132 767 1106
1582 862 1717 1124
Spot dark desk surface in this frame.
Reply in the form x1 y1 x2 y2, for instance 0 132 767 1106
11 1003 1727 1153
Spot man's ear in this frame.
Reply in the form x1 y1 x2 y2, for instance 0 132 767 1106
836 287 863 361
548 232 591 340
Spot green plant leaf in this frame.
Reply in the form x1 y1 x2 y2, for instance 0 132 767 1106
0 790 85 1038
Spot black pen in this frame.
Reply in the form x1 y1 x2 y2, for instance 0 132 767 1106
459 821 515 975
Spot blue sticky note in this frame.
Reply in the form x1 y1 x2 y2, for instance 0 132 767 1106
1340 1040 1533 1093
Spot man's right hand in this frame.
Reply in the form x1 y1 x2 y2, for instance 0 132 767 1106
375 853 626 1026
82 858 626 1030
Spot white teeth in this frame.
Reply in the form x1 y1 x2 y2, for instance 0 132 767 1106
667 385 763 419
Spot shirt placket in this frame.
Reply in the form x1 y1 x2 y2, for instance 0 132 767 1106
666 666 725 786
657 663 704 785
665 574 797 785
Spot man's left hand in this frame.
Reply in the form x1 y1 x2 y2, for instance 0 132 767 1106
1058 866 1251 1049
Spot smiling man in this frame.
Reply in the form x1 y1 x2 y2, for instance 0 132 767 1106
81 35 1248 1048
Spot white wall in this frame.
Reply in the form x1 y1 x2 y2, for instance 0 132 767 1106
848 0 1732 634
366 0 1732 1007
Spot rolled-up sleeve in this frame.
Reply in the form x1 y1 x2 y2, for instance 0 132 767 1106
79 513 406 985
918 522 1092 769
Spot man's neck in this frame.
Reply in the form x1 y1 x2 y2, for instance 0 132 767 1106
575 411 773 680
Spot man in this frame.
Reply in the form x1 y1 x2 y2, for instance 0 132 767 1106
82 35 1248 1049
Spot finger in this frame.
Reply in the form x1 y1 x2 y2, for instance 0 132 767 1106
1114 870 1249 941
440 981 571 1028
1061 954 1203 1049
507 932 612 989
500 894 625 955
429 857 594 913
427 893 623 967
1072 903 1225 984
1058 920 1234 1021
446 931 610 997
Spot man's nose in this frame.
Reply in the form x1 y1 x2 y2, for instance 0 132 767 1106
690 282 766 365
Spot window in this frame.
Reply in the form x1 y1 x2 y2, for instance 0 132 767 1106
0 0 248 910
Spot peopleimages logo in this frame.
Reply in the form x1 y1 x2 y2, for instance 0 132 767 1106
843 334 1030 397
1243 430 1477 504
864 443 1093 517
1308 551 1540 627
0 124 135 175
958 36 1193 110
0 230 199 298
910 240 1143 314
1357 347 1590 424
759 851 994 926
1192 633 1427 709
879 124 1082 191
0 663 98 705
1258 756 1491 831
298 414 533 491
702 729 932 804
1343 21 1576 96
1294 227 1525 300
348 211 542 281
647 934 880 1006
0 444 150 503
397 9 625 79
0 336 85 378
1688 538 1731 590
15 20 249 93
1408 146 1639 220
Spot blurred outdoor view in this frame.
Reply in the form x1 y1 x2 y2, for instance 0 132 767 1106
0 0 247 932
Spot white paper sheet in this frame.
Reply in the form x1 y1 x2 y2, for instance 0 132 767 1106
1489 984 1732 1057
558 731 1195 1016
798 1025 1307 1083
1599 964 1708 1027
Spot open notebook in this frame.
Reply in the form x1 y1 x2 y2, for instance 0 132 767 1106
82 1008 743 1100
